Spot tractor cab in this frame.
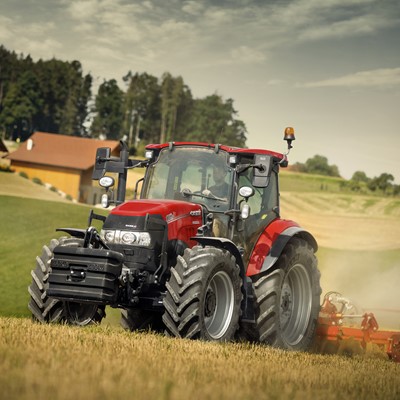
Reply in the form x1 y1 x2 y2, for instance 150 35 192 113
141 143 282 263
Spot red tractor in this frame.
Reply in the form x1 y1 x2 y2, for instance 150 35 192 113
28 128 321 351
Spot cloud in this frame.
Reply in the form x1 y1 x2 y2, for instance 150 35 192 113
182 1 204 16
1 0 399 76
298 68 400 88
299 13 392 41
0 16 13 40
67 0 99 21
230 46 266 63
267 0 400 43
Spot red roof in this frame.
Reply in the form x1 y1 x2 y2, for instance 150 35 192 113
7 132 120 171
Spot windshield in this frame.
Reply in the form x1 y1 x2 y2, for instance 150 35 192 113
142 147 233 212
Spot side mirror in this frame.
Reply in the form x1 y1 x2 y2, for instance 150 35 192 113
252 154 273 188
92 147 111 180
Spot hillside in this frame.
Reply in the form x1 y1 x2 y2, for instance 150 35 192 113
1 169 399 327
2 170 400 250
0 170 69 202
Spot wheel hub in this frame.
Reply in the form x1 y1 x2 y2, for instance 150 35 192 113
205 288 217 317
280 263 313 346
66 302 98 325
280 282 293 328
203 270 235 340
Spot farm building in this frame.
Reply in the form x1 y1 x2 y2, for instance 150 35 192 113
7 132 120 204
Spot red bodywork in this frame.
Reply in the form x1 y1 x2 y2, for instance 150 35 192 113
246 219 300 276
111 199 300 277
111 199 203 247
316 295 400 362
146 142 285 160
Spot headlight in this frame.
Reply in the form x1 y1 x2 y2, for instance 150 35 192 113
137 232 151 247
101 230 151 247
104 230 115 242
121 232 136 244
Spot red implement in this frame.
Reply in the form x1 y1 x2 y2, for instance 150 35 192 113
315 292 400 362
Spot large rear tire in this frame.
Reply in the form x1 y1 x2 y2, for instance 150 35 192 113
162 246 242 341
28 237 105 326
252 237 321 351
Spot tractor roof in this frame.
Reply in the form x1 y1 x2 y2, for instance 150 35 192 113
146 142 285 161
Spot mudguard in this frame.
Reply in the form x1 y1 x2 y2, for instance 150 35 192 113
193 236 245 272
246 219 318 277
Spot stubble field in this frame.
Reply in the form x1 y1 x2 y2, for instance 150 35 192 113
0 171 399 399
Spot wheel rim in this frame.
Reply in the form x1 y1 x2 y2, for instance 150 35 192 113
65 302 99 325
280 263 312 346
203 270 235 340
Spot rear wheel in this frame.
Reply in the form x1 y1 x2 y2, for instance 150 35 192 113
252 238 321 350
28 237 105 325
162 246 242 341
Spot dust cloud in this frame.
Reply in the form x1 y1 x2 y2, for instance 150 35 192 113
320 250 400 330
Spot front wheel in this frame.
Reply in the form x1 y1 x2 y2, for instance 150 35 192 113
28 237 105 326
162 246 242 341
121 308 164 332
252 237 321 351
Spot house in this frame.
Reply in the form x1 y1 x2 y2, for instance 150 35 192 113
7 132 120 204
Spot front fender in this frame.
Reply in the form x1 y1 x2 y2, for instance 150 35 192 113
192 236 245 272
246 219 318 277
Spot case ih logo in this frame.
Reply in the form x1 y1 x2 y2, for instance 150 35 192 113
190 210 201 216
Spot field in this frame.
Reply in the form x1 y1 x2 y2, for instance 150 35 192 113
0 171 400 399
1 317 399 400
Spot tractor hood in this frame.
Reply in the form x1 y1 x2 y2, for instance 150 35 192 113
108 199 203 242
110 199 203 221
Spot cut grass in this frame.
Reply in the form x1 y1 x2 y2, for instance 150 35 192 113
1 317 399 400
1 172 400 399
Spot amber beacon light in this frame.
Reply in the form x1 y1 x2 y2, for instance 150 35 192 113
283 126 295 150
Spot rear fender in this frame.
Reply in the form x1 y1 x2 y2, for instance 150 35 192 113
246 219 318 277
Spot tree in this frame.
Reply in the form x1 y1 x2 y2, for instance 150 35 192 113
160 73 191 143
351 171 369 183
183 94 246 147
34 59 92 135
91 79 124 140
367 173 394 194
304 155 340 177
0 70 43 140
123 72 161 148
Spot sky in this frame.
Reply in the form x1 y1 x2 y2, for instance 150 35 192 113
1 0 399 181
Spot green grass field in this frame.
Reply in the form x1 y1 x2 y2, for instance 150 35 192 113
0 195 107 317
1 171 399 399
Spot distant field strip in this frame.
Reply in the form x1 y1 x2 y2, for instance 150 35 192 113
281 192 400 217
